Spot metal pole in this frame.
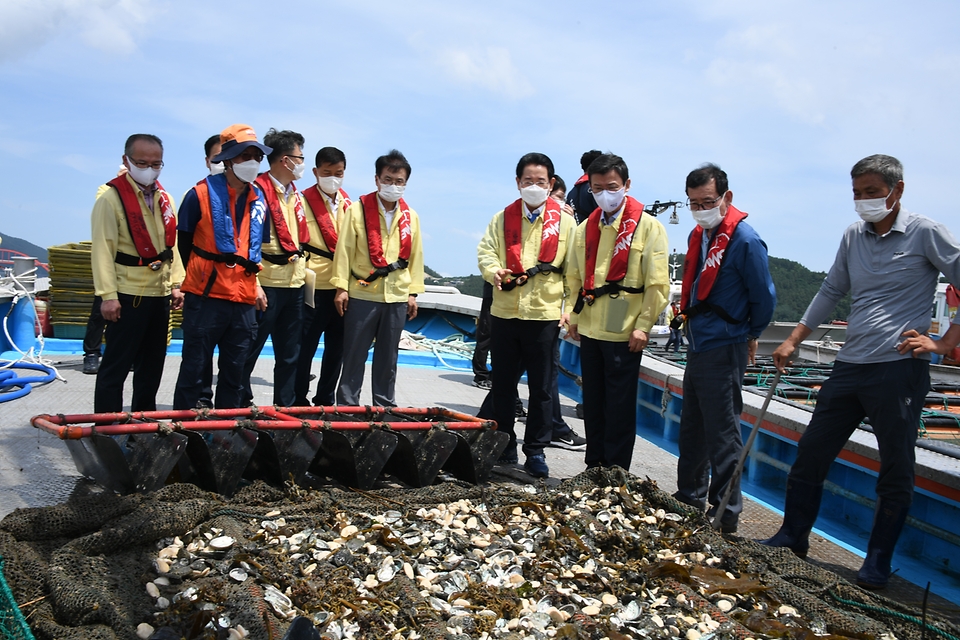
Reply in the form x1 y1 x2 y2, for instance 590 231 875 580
712 369 782 530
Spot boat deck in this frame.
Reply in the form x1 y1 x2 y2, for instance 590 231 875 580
1 352 958 622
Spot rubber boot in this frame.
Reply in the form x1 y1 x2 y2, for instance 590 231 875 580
759 477 823 559
856 500 910 590
283 616 320 640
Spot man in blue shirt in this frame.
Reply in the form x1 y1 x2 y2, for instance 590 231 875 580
765 154 960 590
673 163 776 534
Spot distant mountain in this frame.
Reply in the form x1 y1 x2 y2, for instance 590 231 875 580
0 231 48 262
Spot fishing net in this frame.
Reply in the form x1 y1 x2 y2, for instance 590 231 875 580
0 470 956 640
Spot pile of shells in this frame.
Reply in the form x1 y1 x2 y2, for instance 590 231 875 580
134 482 874 640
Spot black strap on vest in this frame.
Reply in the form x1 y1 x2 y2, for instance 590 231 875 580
500 262 563 291
114 248 173 270
190 246 260 274
352 259 409 286
673 301 744 328
573 282 645 314
261 250 302 265
302 243 334 261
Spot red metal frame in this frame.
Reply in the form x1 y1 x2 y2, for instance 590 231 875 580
32 405 498 440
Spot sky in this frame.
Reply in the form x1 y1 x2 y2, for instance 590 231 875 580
2 0 959 276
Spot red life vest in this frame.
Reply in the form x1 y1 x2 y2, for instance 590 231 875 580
680 205 748 310
503 197 562 275
254 173 309 255
359 192 411 267
582 196 644 292
182 181 261 304
301 185 350 254
107 175 176 258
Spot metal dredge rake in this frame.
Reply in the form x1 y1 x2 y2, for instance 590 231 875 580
32 405 510 495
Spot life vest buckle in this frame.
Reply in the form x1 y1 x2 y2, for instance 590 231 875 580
288 255 299 263
149 260 162 271
513 275 528 287
584 294 596 306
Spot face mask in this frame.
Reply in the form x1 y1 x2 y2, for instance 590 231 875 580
286 158 306 181
593 187 626 214
209 162 224 175
692 205 723 230
855 193 895 223
520 184 549 208
319 175 343 195
232 159 261 183
378 183 405 203
127 162 160 186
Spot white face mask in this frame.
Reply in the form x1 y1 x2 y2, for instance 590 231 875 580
286 158 306 181
520 184 549 208
319 175 343 195
692 205 723 230
232 159 261 183
126 162 160 186
593 187 626 214
209 161 225 175
378 183 405 203
855 193 895 223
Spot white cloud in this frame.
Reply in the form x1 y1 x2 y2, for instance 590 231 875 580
0 0 152 62
437 47 534 98
60 154 99 174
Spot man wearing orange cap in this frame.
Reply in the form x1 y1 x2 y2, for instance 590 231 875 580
173 124 271 410
91 133 185 413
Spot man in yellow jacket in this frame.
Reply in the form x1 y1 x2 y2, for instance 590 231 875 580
477 152 577 478
90 133 185 413
567 153 670 471
295 146 351 406
331 150 425 406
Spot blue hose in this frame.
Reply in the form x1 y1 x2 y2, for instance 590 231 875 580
0 361 57 402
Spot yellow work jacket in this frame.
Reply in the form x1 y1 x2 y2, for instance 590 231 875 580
90 175 185 300
257 175 306 289
330 196 425 303
477 206 576 321
567 209 670 340
302 186 348 290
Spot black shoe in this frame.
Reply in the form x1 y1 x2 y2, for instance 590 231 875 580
524 453 549 478
550 431 587 450
195 398 214 410
82 353 100 375
706 506 739 534
759 477 823 559
856 500 910 590
473 378 492 390
283 616 320 640
497 445 518 465
515 399 526 418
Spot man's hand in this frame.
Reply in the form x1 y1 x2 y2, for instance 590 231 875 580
171 288 185 311
558 312 569 329
494 268 512 291
407 295 418 320
628 329 648 353
747 337 759 366
334 289 349 316
101 299 121 322
898 329 945 356
255 285 268 312
562 203 575 217
772 339 797 372
568 323 581 341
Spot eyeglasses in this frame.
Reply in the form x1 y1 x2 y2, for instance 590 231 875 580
379 176 407 186
128 158 164 170
686 194 725 211
237 149 264 162
519 180 550 188
285 154 305 163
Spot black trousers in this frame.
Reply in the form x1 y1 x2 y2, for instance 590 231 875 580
490 317 558 457
789 359 929 506
82 296 105 356
174 293 256 410
472 282 493 380
294 288 345 406
580 335 642 470
242 286 303 407
94 293 169 413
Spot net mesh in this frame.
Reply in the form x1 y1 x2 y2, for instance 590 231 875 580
0 470 956 640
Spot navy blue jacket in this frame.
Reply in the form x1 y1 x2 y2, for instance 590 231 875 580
566 179 597 225
684 220 776 353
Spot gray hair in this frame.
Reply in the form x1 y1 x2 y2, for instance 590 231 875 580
851 154 903 189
